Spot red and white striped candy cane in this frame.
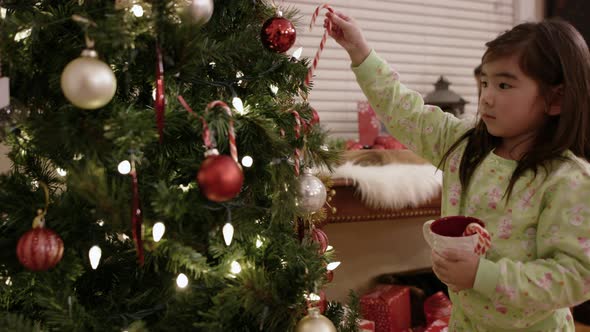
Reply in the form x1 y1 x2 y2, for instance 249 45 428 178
463 223 491 255
177 96 212 149
305 4 334 87
292 110 302 176
205 100 238 163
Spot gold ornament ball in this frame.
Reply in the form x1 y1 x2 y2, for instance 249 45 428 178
295 308 337 332
61 54 117 110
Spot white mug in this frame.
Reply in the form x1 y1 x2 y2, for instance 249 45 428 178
423 216 489 255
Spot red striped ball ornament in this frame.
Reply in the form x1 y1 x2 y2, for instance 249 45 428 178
311 227 328 254
16 216 64 271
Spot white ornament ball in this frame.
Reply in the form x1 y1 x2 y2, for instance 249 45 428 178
295 308 336 332
60 51 116 110
298 171 327 214
186 0 214 25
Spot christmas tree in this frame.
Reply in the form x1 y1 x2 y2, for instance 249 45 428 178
0 1 352 330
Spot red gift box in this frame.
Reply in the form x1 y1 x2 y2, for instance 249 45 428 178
423 292 452 326
424 317 449 332
360 285 412 332
358 319 376 332
358 101 380 146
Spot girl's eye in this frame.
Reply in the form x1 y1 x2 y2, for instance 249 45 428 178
481 81 488 88
499 83 512 89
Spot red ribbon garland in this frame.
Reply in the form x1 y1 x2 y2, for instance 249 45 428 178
155 45 165 144
130 162 144 266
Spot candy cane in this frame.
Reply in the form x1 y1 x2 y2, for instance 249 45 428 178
292 110 302 176
177 96 212 149
305 4 334 87
463 223 491 255
205 100 238 163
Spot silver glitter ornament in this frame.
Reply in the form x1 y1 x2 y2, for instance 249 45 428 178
186 0 214 25
297 169 327 214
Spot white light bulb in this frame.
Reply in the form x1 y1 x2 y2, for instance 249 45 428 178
307 292 321 301
255 235 263 248
131 4 144 17
241 156 253 168
232 97 244 115
269 84 279 95
326 245 334 251
5 277 12 286
118 160 131 174
230 261 242 274
223 223 234 246
326 261 341 271
89 245 102 270
0 7 6 19
179 184 190 192
14 28 31 42
152 88 157 100
292 47 303 60
176 273 188 288
236 71 244 86
153 222 166 242
56 168 67 177
96 220 105 227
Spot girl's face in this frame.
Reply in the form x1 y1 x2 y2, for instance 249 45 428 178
479 54 549 155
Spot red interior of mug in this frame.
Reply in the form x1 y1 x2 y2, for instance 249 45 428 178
430 216 485 237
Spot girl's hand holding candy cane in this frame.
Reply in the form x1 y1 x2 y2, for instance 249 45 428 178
324 11 371 66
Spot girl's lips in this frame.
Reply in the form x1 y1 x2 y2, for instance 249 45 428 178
482 114 496 120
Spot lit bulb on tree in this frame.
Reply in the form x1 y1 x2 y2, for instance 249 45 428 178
230 261 241 274
222 223 234 246
176 273 189 288
153 222 165 242
89 245 102 269
61 41 116 110
261 10 296 53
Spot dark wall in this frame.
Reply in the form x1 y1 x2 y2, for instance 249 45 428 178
546 0 590 47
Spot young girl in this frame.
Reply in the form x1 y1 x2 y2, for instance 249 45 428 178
325 12 590 331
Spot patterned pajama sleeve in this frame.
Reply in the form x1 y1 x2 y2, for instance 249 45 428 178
351 50 471 166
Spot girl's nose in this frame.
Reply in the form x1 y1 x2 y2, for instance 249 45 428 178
480 88 493 107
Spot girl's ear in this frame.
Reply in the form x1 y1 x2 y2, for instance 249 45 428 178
547 85 564 116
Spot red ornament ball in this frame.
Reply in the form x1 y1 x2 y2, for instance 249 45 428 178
311 227 329 254
260 16 296 53
197 154 244 202
17 225 64 271
310 108 320 126
325 270 334 283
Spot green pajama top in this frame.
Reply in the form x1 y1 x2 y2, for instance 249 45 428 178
352 50 590 331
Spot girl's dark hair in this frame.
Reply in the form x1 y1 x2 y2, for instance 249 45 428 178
440 19 590 199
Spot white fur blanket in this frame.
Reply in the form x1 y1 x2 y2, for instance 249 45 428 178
331 162 442 210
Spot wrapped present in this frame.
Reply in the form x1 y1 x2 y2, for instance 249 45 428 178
358 101 380 146
358 319 375 332
424 317 449 332
423 292 452 326
360 284 411 332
